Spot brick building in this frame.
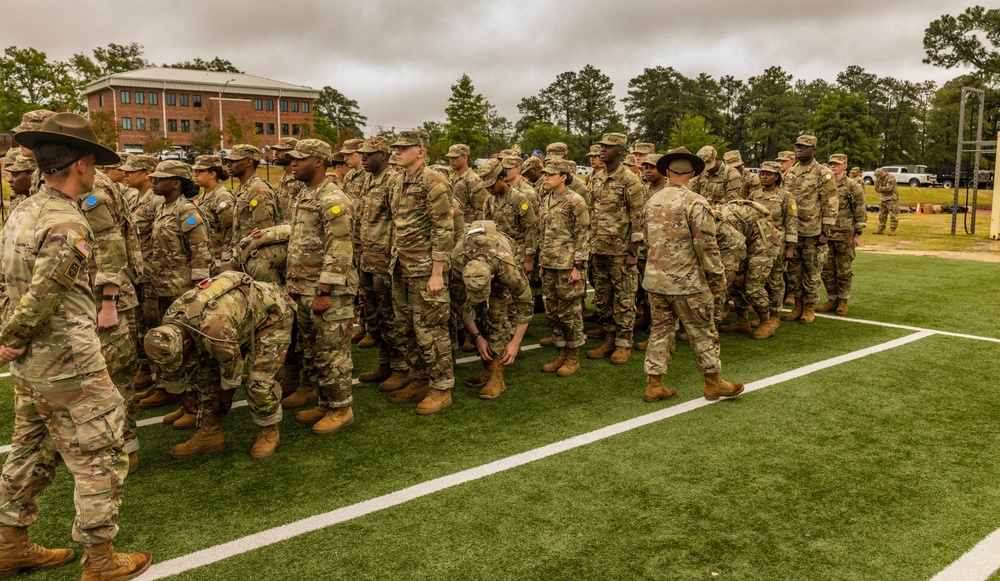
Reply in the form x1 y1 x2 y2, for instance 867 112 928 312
85 67 320 152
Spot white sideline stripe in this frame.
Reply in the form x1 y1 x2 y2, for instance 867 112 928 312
930 527 1000 581
136 330 932 580
809 312 1000 344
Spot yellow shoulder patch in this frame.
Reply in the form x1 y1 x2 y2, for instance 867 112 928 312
791 204 797 211
521 203 529 211
331 205 341 215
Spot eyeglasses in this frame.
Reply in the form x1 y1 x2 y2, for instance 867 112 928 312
391 145 416 152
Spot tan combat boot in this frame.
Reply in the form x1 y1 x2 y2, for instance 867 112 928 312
771 309 782 329
835 299 849 316
387 379 430 403
281 385 317 409
815 298 838 313
889 228 896 236
133 364 153 392
751 311 776 340
378 370 410 393
678 331 690 341
461 335 477 353
173 412 197 430
162 406 186 425
358 333 378 349
169 414 225 459
783 294 795 306
556 348 581 377
128 452 138 475
350 326 365 344
719 309 751 334
541 347 567 373
415 388 452 415
610 346 631 365
799 302 816 324
635 340 647 351
0 525 74 577
703 372 745 401
643 375 678 403
479 361 506 400
80 542 151 581
137 388 174 409
875 226 885 235
585 327 606 340
295 405 329 425
539 336 556 347
781 297 803 321
358 363 392 384
250 425 280 459
582 311 599 323
464 360 492 388
586 333 616 359
312 407 354 435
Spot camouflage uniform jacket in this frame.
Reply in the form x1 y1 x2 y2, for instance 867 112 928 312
831 174 868 240
151 197 213 297
716 221 747 273
231 175 281 246
741 170 763 200
874 173 898 200
588 164 645 256
121 186 140 216
194 184 235 262
537 188 590 270
451 222 533 326
277 171 305 224
286 180 357 303
690 163 743 207
642 185 724 295
639 181 667 260
720 200 781 260
512 177 539 211
80 172 140 312
483 188 537 257
0 185 105 381
784 159 838 237
9 193 31 214
161 273 293 389
388 165 455 277
131 188 162 284
852 176 866 190
360 167 394 275
752 187 798 244
451 167 489 227
343 168 367 245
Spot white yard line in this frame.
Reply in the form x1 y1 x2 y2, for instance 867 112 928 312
136 330 932 580
930 528 1000 581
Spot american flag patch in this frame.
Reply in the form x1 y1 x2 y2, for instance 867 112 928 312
73 238 91 259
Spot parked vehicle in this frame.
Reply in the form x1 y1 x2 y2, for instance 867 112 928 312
861 165 937 188
929 167 994 189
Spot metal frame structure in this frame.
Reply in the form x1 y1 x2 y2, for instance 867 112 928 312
951 87 995 235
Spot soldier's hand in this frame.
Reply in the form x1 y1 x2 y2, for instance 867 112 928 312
312 295 331 313
427 273 445 293
499 341 520 365
733 273 745 287
476 336 492 361
816 233 828 247
853 233 861 249
97 303 119 330
0 345 26 366
568 268 582 284
784 247 794 261
523 255 534 274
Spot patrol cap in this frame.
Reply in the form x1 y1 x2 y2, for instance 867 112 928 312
850 166 861 173
598 133 628 147
624 154 637 167
11 109 56 134
776 151 795 162
545 142 568 158
150 160 193 180
478 158 504 187
498 149 519 158
696 145 718 167
391 130 428 148
501 155 522 170
445 144 470 158
541 159 574 175
657 146 705 177
463 259 493 304
760 161 783 174
144 324 185 374
192 155 223 170
338 138 364 155
14 112 121 167
640 153 663 168
522 156 543 172
631 142 655 155
271 137 298 151
4 152 37 173
286 138 332 160
794 135 817 147
358 136 391 154
587 144 601 157
224 144 262 161
120 154 157 172
723 150 745 167
828 153 848 165
388 152 398 165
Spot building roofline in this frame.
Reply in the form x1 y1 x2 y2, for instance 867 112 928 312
84 67 320 99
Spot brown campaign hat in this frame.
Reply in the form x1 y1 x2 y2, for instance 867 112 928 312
15 112 120 167
657 146 705 177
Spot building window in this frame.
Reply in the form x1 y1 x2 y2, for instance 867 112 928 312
255 123 264 135
136 118 146 131
280 100 288 112
122 117 132 130
193 95 201 107
281 123 289 135
266 99 274 111
166 93 176 106
135 91 144 105
121 90 130 104
180 94 189 107
150 119 160 132
181 120 191 132
266 123 275 135
292 124 299 135
149 92 159 105
302 101 310 113
168 119 177 132
98 94 104 107
254 98 262 111
291 101 299 113
194 120 202 131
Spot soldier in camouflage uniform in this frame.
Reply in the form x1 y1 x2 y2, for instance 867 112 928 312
631 142 655 180
623 154 639 176
480 159 537 267
781 135 838 324
447 144 489 227
191 155 235 273
585 144 604 188
144 272 293 459
339 139 368 344
270 137 304 222
874 168 899 235
537 160 590 377
717 199 781 337
224 144 283 261
231 225 289 284
4 153 35 213
634 154 666 347
712 216 747 328
849 167 865 189
522 155 543 187
386 131 456 414
691 145 743 207
775 151 798 306
452 221 532 399
753 162 798 333
643 148 743 403
817 154 867 316
586 133 644 364
724 150 762 200
0 112 151 579
9 110 56 199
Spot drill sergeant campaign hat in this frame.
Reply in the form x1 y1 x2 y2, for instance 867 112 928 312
657 146 706 177
15 111 121 169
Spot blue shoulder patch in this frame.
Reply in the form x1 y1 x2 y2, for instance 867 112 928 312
186 216 197 225
85 195 98 207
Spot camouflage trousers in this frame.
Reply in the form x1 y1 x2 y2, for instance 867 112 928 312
766 254 787 314
879 197 899 230
636 257 649 320
644 290 721 376
731 248 778 314
786 238 825 304
714 268 739 323
541 268 586 348
294 293 354 408
0 370 127 546
591 254 638 347
361 269 407 370
150 295 179 388
821 238 857 300
99 308 138 454
475 287 514 356
391 270 454 391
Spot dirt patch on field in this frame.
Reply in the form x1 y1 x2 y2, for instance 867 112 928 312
859 246 1000 262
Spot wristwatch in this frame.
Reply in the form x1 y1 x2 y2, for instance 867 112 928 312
573 262 584 270
99 294 120 302
470 332 482 341
315 289 331 297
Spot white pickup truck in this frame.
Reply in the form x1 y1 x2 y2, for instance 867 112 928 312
861 165 937 188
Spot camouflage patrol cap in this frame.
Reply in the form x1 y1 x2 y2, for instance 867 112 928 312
338 138 364 155
358 136 391 154
723 150 745 167
498 149 519 158
120 154 157 172
850 166 861 173
624 155 637 167
631 142 655 155
760 161 783 174
640 153 662 168
794 135 817 147
828 153 848 165
12 109 56 134
144 324 185 374
541 159 574 175
545 142 568 158
445 144 471 158
776 151 795 162
597 133 628 147
463 259 493 304
391 130 429 148
587 144 601 157
522 156 543 172
225 144 262 161
696 145 718 167
192 155 223 170
286 138 332 160
271 137 298 151
150 160 193 180
501 155 522 170
478 158 504 187
4 152 37 173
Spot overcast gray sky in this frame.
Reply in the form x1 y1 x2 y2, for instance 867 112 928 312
2 0 973 132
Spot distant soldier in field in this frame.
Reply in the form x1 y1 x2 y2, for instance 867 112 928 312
585 144 604 188
775 150 798 307
270 137 304 223
849 166 865 189
635 154 666 344
447 144 489 227
631 142 655 181
643 147 743 403
724 150 762 199
691 145 743 208
817 154 867 316
753 162 798 332
191 155 235 273
874 168 899 235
